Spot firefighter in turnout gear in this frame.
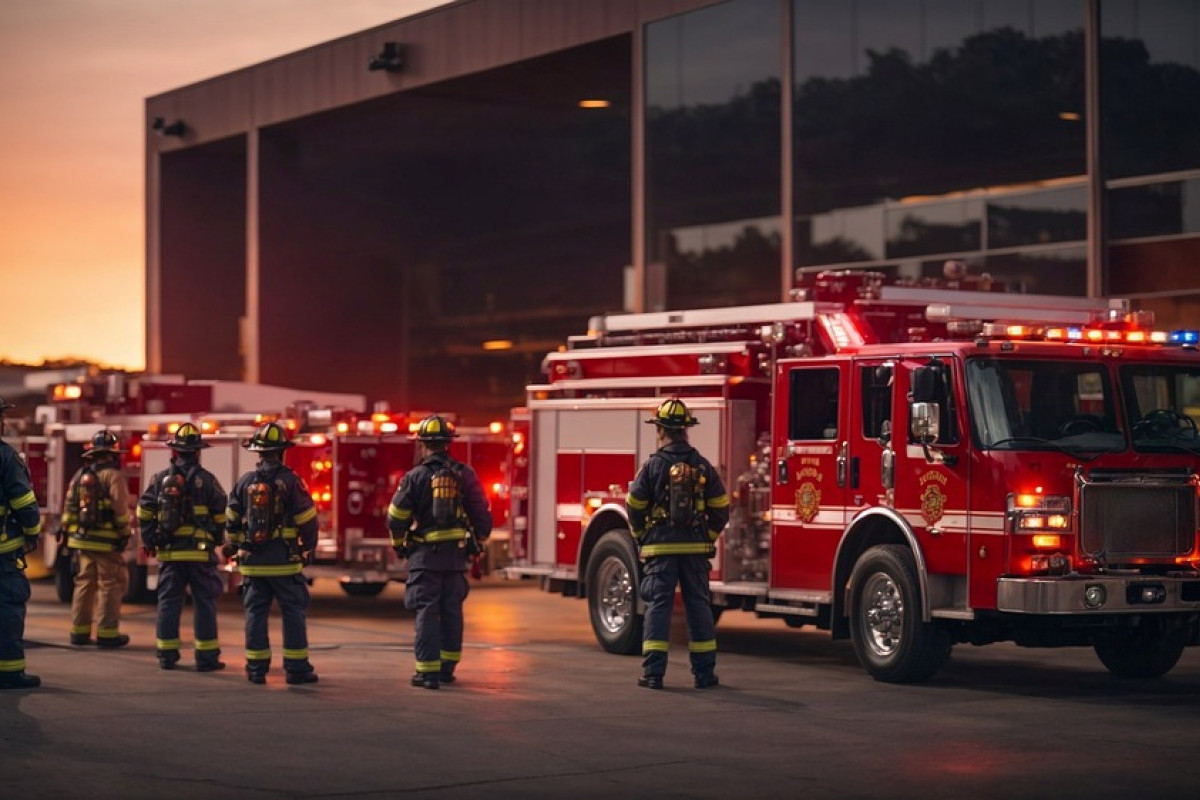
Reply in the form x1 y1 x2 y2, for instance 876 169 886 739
137 423 228 671
0 398 43 689
63 429 132 648
625 398 730 690
387 415 492 689
225 422 319 685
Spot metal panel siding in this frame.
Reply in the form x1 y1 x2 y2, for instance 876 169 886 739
532 408 559 565
559 409 640 449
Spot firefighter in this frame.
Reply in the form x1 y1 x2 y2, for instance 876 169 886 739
137 423 228 671
625 398 730 690
0 398 43 690
224 422 319 685
387 415 492 689
63 429 132 648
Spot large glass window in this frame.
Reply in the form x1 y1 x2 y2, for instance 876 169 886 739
966 358 1123 453
794 0 1086 293
645 0 782 311
1120 364 1200 452
1102 0 1200 179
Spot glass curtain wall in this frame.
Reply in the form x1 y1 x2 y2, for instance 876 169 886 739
792 0 1087 294
645 0 783 311
1103 0 1200 244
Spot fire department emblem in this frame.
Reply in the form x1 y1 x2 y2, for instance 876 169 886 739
920 483 946 526
795 482 821 523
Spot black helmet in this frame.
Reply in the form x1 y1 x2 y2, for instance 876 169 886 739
243 421 294 452
645 398 699 430
168 422 209 452
83 429 122 458
413 415 458 442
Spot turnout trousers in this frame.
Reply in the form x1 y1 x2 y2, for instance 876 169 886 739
638 554 717 680
242 574 314 677
0 558 30 676
70 550 128 643
156 562 223 667
405 568 469 677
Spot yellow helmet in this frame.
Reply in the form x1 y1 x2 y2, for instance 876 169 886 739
645 398 698 429
244 422 294 451
168 422 209 451
413 415 458 442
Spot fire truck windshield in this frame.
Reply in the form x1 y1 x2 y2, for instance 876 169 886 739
966 358 1124 453
1119 364 1200 454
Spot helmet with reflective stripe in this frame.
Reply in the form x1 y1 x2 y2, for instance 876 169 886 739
83 429 123 458
645 398 699 429
243 421 294 451
169 422 209 451
413 415 458 442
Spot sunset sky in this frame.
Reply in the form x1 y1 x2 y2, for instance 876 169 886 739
0 0 446 369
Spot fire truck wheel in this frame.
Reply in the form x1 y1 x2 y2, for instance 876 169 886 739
586 532 643 655
848 545 951 683
339 582 387 597
1093 617 1188 679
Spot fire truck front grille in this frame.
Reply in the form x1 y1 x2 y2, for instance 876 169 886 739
1079 478 1196 562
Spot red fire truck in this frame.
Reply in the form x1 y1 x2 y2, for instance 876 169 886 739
505 271 1200 682
7 372 512 601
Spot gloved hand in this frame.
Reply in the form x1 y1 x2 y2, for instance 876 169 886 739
393 545 407 560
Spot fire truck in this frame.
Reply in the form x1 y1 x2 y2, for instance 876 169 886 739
5 373 367 602
505 271 1200 683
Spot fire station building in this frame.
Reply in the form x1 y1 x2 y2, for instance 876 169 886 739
146 0 1200 422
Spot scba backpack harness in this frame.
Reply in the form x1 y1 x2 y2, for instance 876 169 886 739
156 466 198 540
247 478 287 546
654 451 708 530
429 461 465 529
77 466 107 529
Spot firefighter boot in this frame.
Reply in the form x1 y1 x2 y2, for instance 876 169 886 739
637 675 664 690
246 659 269 684
286 670 319 685
411 672 440 690
694 673 720 690
157 650 180 670
70 633 93 646
196 658 226 673
96 634 130 649
0 671 41 690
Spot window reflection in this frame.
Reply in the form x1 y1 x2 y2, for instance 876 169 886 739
645 0 782 310
794 0 1085 279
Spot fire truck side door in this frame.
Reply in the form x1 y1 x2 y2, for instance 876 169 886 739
894 356 970 592
771 360 848 591
847 359 897 513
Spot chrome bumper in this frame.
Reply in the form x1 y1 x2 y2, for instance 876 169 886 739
997 574 1200 614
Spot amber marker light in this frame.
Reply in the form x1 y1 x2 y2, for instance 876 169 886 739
1032 534 1062 549
488 421 504 434
578 99 610 108
482 339 514 351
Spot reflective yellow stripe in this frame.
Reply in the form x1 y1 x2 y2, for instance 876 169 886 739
415 660 441 673
70 624 91 635
192 505 209 515
282 647 308 660
293 507 317 525
642 640 670 654
212 513 226 524
97 627 122 638
414 528 468 543
226 510 241 522
0 538 23 555
195 639 220 652
626 494 649 510
706 494 730 508
157 638 182 650
246 649 271 660
238 563 303 577
157 550 212 563
388 505 410 521
688 639 717 653
0 658 27 673
136 507 155 520
440 650 461 662
639 542 711 557
68 539 119 553
10 490 36 510
22 522 39 535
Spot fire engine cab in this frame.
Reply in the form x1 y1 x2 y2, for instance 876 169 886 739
506 271 1200 683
